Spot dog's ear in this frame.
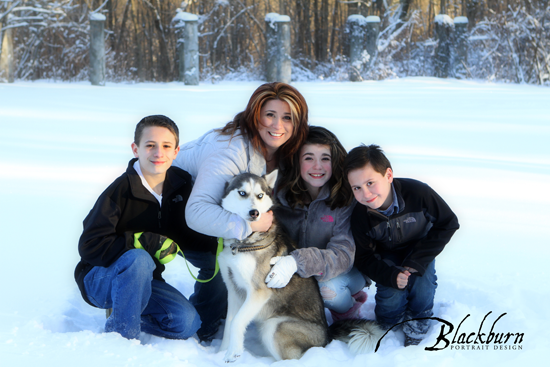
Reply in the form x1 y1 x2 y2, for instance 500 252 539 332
264 169 278 189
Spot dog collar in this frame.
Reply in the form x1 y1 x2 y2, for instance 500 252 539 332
230 238 274 255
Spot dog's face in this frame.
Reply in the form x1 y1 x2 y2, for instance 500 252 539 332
221 170 278 222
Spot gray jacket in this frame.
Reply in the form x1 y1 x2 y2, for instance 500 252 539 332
275 185 356 282
173 129 266 240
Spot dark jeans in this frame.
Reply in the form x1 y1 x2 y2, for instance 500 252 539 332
84 249 201 340
183 249 228 339
375 259 437 339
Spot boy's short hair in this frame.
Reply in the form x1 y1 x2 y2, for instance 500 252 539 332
344 144 393 177
134 115 179 147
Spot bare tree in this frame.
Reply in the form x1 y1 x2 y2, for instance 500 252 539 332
0 0 547 85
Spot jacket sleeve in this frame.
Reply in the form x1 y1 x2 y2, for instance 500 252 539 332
78 195 133 268
351 209 402 289
291 204 356 282
177 138 254 240
402 187 459 275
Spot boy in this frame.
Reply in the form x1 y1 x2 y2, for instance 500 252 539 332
74 115 218 340
344 144 459 346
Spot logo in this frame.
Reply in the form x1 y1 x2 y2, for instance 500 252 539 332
375 312 524 352
172 195 184 203
403 216 416 223
321 215 334 223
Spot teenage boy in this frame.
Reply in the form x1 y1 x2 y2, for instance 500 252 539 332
74 115 219 340
344 144 459 346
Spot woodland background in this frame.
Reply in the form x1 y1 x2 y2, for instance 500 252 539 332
0 0 548 85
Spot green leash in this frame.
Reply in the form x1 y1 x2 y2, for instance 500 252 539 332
134 232 223 283
178 238 224 283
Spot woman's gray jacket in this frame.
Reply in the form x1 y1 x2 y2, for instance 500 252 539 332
275 185 356 282
173 129 266 241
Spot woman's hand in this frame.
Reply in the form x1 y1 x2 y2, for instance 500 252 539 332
250 210 273 233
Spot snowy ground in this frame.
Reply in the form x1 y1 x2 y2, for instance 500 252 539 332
0 78 549 366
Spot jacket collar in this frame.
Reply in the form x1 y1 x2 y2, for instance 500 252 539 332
393 178 406 211
276 183 331 209
246 134 266 176
126 158 187 203
365 178 405 219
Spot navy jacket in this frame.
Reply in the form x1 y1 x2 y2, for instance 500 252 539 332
351 178 459 289
75 159 217 306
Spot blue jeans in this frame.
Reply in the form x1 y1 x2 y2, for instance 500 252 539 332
375 259 437 339
182 250 228 339
84 249 201 340
319 267 368 313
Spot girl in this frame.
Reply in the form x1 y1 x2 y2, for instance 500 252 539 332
269 126 369 321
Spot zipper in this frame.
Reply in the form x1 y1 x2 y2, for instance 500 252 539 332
387 221 391 241
303 210 309 243
396 220 401 242
158 211 162 228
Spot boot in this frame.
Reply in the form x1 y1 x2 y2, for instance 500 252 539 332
404 335 422 347
352 290 367 303
330 291 368 322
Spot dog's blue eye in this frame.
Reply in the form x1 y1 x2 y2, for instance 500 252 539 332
257 193 264 199
238 191 246 196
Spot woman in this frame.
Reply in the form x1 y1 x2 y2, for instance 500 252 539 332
175 82 308 240
173 82 309 341
269 126 370 321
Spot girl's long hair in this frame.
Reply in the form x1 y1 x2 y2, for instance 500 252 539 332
278 126 353 210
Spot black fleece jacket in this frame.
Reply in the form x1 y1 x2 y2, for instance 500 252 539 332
351 178 459 289
74 159 217 306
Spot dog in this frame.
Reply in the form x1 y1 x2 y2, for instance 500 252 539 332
217 171 383 362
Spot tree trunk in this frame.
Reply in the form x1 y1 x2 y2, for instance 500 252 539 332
399 0 413 21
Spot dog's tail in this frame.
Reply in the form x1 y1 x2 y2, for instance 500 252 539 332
329 319 384 354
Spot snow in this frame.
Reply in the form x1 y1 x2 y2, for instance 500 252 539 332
347 15 379 26
89 13 106 22
365 16 381 23
0 78 549 366
274 15 290 23
347 14 366 25
265 12 290 26
173 11 199 23
264 12 280 22
453 16 469 24
265 12 280 29
435 14 454 26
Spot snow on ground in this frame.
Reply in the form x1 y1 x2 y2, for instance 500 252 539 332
0 78 549 366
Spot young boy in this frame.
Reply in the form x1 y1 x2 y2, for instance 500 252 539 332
344 144 459 346
74 115 218 340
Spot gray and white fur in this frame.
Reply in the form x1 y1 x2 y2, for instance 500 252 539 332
218 171 383 362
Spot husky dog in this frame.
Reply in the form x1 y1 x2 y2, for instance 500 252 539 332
218 171 383 362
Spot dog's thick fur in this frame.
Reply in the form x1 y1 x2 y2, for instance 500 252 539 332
218 171 382 362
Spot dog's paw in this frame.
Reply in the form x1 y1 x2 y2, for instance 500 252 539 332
224 349 242 363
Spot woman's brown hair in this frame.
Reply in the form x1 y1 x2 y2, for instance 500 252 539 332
219 82 309 162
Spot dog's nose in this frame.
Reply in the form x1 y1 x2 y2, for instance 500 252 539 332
249 209 259 219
